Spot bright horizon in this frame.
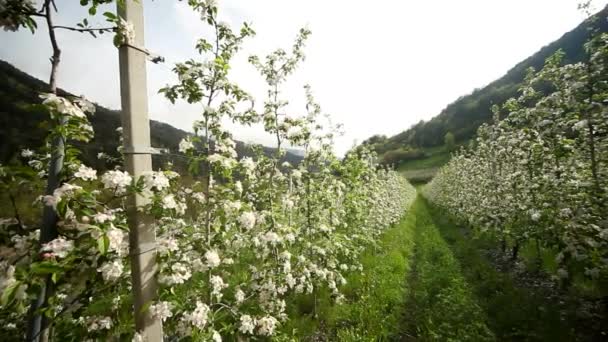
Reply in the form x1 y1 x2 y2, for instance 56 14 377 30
1 0 605 155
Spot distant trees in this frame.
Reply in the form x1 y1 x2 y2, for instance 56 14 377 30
444 131 455 152
380 147 425 166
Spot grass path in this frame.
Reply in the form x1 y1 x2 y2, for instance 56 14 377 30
286 193 591 340
398 196 494 341
401 195 590 341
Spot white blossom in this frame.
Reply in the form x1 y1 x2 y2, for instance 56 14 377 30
162 194 178 210
205 249 221 268
235 289 245 304
530 211 541 222
101 170 132 194
40 93 86 118
0 262 16 292
93 212 115 224
210 275 227 298
160 263 192 285
257 315 278 336
98 260 124 282
117 17 135 45
239 315 255 334
573 119 588 131
21 149 34 158
157 237 179 255
204 0 217 9
286 125 303 139
132 332 144 342
262 231 281 245
182 301 210 329
179 137 194 153
41 237 74 258
74 164 97 181
238 211 256 230
149 301 173 322
240 157 256 172
142 171 170 191
192 192 206 204
76 97 96 114
107 226 127 255
88 316 113 331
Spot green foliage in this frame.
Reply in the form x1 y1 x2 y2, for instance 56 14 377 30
380 147 425 166
444 131 455 152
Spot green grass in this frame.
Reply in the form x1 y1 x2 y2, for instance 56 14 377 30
399 167 439 185
399 197 494 341
280 202 417 340
394 141 472 180
395 145 457 184
397 149 451 171
424 199 591 341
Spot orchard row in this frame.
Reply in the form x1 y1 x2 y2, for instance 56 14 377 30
425 25 608 282
0 1 415 340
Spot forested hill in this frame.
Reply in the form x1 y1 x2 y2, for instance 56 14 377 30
363 6 608 167
0 59 302 170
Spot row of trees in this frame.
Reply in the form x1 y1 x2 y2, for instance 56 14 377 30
0 0 416 340
424 16 607 283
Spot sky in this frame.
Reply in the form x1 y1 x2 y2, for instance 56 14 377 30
1 0 605 155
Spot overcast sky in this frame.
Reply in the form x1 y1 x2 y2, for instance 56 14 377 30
1 0 605 155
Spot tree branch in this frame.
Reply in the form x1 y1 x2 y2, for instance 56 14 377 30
8 191 24 231
52 25 115 33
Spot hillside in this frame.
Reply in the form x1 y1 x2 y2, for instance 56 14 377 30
0 60 302 171
363 6 608 179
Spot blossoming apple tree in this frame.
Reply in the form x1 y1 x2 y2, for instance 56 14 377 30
0 0 415 340
424 20 608 283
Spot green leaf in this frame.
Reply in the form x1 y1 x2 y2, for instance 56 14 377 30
88 6 97 16
1 281 21 306
103 12 117 21
97 235 110 255
31 261 64 275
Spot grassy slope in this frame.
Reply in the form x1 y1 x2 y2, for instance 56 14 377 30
396 145 454 184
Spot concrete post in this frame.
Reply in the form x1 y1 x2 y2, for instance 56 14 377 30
117 1 163 340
